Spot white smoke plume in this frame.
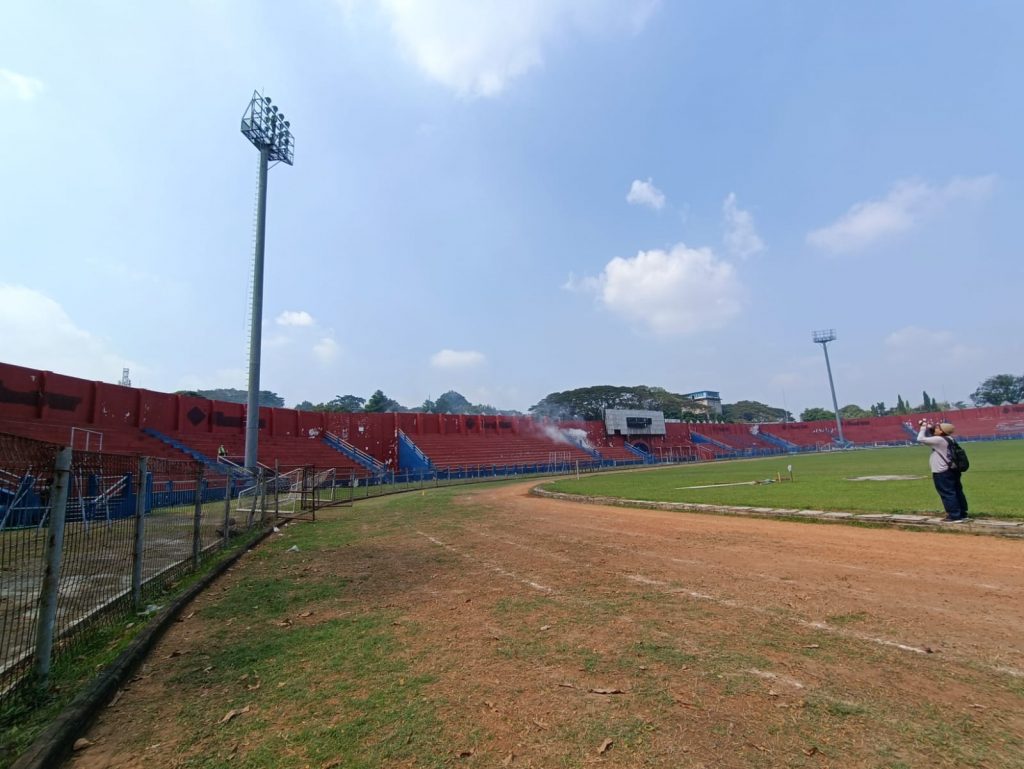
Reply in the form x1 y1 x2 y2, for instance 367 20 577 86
540 424 594 451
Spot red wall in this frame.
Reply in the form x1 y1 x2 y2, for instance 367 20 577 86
3 361 1021 460
0 362 44 420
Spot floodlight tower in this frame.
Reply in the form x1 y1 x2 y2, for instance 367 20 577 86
812 329 846 445
240 91 294 471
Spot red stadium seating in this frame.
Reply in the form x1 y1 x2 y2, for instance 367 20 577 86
2 362 1023 478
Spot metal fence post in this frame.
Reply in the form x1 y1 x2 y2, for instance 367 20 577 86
246 471 259 529
131 456 148 612
222 474 232 548
33 447 72 686
259 471 268 526
191 465 203 569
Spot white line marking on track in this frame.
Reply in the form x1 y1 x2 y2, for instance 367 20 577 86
747 668 806 689
416 531 554 594
803 620 931 655
625 574 666 585
622 572 1002 664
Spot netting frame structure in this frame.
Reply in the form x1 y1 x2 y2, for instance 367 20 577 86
0 434 282 705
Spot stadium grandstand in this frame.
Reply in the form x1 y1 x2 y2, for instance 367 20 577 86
2 361 1024 490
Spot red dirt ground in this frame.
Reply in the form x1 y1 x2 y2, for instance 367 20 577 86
66 482 1024 768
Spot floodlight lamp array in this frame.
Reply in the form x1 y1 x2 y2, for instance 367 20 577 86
240 91 294 165
812 329 837 344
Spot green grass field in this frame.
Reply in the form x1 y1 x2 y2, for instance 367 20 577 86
545 441 1024 518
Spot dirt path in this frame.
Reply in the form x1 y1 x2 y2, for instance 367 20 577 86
67 482 1024 768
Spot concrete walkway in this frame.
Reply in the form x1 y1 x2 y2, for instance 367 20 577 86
531 487 1024 538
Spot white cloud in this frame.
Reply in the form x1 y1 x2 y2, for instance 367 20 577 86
807 175 995 254
580 243 743 335
0 284 133 381
884 325 981 366
626 178 665 210
312 337 339 364
430 349 486 369
375 0 658 97
722 193 764 259
0 69 45 101
276 310 315 327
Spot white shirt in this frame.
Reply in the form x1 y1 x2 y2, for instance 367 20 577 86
917 426 952 473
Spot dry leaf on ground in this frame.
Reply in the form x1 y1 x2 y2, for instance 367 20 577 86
218 705 251 724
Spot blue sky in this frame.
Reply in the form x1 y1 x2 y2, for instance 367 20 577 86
2 1 1021 416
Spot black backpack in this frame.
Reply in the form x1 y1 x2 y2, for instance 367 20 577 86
944 437 970 473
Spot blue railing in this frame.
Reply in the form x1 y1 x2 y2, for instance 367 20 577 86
398 431 433 474
689 431 732 451
758 432 797 451
322 431 386 474
624 442 655 463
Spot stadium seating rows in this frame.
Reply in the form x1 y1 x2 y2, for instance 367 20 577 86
3 362 1024 474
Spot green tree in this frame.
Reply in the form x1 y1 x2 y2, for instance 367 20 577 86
839 404 869 418
327 395 366 412
721 400 791 423
435 391 473 414
175 388 284 407
364 390 402 413
971 374 1024 406
800 407 835 422
870 402 888 417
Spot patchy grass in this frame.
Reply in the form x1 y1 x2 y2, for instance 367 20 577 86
544 441 1024 517
20 481 1024 769
0 537 260 769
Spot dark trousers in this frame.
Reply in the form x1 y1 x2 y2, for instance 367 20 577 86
932 470 968 518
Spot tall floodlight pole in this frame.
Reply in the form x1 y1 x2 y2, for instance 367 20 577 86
240 92 294 471
812 329 846 446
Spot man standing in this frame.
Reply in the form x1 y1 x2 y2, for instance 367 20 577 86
916 420 969 522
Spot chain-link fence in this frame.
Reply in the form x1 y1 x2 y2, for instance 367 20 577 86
0 435 276 705
1 436 601 706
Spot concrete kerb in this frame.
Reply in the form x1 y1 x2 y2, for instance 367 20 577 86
530 487 1024 539
11 526 278 769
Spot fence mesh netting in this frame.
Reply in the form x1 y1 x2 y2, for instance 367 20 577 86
0 434 254 704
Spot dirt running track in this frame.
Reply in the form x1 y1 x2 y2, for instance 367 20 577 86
68 482 1024 769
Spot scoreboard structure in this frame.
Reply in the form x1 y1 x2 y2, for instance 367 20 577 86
603 409 667 436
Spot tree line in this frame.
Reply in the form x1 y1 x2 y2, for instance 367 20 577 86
799 374 1024 422
180 372 1023 423
293 390 520 416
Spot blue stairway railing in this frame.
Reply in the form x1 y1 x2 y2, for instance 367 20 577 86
323 431 387 474
689 431 732 451
758 432 798 451
624 442 655 463
142 428 249 479
397 430 433 473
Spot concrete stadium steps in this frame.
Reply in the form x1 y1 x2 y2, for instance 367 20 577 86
915 408 1024 439
759 422 836 448
599 442 642 461
0 418 193 461
409 432 593 470
162 433 366 473
837 422 913 444
690 423 780 451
